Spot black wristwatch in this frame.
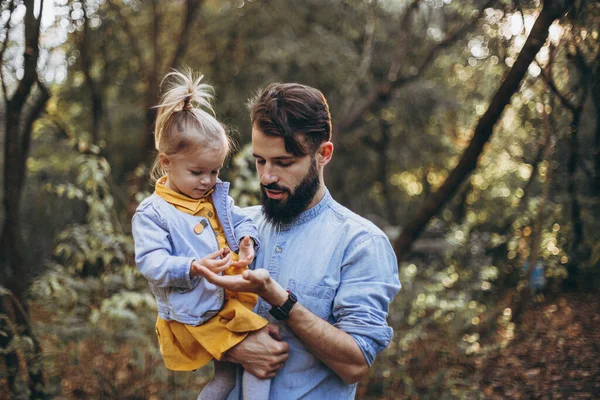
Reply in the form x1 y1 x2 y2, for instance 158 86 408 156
269 290 297 321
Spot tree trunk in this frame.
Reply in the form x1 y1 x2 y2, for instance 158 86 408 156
393 0 573 260
592 63 600 195
80 2 104 145
0 1 50 397
139 0 203 169
513 106 554 321
567 108 584 253
368 119 397 225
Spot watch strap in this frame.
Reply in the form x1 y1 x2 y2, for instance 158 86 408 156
269 290 297 320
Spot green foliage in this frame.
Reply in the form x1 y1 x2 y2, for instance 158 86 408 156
6 0 598 397
45 155 131 275
226 143 261 207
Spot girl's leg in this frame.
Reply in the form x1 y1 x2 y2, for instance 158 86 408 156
197 361 236 400
242 371 270 400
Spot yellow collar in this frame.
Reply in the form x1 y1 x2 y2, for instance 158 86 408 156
155 176 214 213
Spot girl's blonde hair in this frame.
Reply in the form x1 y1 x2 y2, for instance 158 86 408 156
149 69 231 182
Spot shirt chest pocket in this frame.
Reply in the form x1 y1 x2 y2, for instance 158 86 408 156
288 278 335 320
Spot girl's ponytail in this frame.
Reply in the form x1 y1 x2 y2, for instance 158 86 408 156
150 69 231 182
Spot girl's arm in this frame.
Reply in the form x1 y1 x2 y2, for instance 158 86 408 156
227 196 260 253
132 209 196 289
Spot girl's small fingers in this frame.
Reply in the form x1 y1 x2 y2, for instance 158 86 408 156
205 254 231 268
204 248 225 260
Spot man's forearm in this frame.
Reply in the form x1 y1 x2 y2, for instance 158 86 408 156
263 283 369 384
288 302 368 384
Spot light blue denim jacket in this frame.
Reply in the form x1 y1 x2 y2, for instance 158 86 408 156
131 180 259 325
228 189 401 399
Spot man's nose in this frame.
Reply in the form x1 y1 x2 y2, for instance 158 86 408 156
260 165 278 185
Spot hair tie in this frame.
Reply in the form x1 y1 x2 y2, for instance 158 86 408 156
183 97 193 111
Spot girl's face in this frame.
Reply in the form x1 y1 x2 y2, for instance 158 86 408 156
159 145 227 199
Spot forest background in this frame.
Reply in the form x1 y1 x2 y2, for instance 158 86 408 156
0 0 599 398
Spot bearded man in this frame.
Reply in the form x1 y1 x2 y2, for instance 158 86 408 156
198 83 401 399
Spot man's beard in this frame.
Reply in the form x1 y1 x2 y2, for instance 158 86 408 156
260 160 320 226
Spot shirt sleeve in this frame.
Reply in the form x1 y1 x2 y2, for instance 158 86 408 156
131 207 196 289
227 196 261 253
332 235 401 366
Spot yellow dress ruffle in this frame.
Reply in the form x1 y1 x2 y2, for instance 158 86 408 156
154 177 267 371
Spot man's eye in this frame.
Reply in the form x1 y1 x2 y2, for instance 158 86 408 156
277 161 293 167
255 159 266 165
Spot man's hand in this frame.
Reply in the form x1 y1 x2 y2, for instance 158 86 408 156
222 325 290 379
231 236 255 268
189 248 232 278
195 265 288 306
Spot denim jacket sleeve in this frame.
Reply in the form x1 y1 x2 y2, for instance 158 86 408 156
227 195 261 253
332 235 401 366
132 206 195 289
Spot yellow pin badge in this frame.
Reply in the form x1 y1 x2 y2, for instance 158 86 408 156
194 219 208 234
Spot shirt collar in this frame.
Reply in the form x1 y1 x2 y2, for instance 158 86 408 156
155 176 214 213
284 188 332 227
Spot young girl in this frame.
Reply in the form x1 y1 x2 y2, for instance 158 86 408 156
132 69 269 399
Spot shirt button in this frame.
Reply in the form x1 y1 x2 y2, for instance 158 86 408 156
208 211 214 217
275 246 282 253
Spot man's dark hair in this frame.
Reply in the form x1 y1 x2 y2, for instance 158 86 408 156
248 83 332 156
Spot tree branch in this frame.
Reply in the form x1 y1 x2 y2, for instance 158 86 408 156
387 0 423 82
339 0 380 116
7 0 43 114
0 0 16 101
393 0 574 259
165 0 203 72
80 2 103 144
20 80 50 165
538 62 578 112
335 0 496 136
105 0 144 68
578 157 594 184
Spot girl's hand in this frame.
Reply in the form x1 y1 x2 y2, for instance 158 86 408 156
231 236 255 268
189 248 232 277
194 266 289 306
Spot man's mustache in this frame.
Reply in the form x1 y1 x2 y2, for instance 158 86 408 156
261 183 290 193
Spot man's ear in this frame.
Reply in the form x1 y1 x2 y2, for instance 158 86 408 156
158 152 170 169
317 142 334 166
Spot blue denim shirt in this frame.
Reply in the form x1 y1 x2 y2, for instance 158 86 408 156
131 180 259 325
228 189 401 399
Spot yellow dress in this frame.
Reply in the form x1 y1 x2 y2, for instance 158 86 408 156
154 177 267 371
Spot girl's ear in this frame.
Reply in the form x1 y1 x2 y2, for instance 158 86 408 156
317 142 334 166
158 153 170 169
